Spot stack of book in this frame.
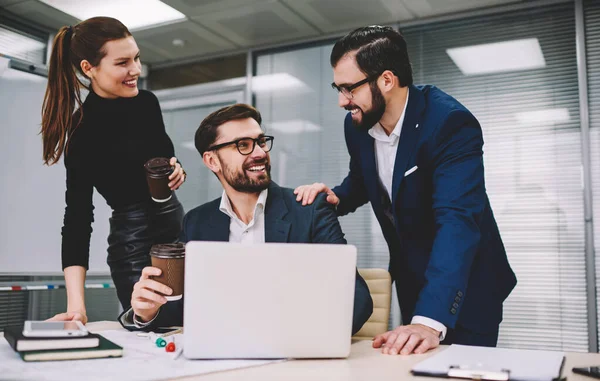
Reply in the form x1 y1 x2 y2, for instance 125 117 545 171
3 325 123 362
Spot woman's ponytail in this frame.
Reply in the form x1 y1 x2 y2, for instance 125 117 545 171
41 25 83 165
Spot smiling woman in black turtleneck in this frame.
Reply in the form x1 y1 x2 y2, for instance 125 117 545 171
40 17 186 322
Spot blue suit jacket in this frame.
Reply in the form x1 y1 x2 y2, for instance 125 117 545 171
122 182 373 335
332 85 516 333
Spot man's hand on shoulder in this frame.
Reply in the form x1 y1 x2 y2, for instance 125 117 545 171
294 183 339 206
372 324 440 355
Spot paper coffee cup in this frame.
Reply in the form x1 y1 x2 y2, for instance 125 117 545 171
150 243 185 301
144 157 174 203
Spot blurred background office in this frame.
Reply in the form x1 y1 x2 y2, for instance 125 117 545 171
1 0 600 352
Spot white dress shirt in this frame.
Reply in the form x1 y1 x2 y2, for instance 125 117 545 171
367 90 447 341
132 189 269 328
219 189 268 244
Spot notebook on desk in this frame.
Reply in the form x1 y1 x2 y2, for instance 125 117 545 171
18 334 123 362
3 325 100 352
411 344 565 381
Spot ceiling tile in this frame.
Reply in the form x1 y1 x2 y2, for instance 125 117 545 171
135 41 170 63
161 0 267 16
193 0 319 47
4 0 78 30
133 20 237 64
1 0 537 68
0 0 27 7
283 0 416 34
133 20 236 63
401 0 525 18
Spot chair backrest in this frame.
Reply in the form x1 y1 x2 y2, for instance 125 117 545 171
352 268 392 340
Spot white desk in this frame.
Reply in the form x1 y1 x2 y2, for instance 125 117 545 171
82 321 600 381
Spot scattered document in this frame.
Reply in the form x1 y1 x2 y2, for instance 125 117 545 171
0 329 283 381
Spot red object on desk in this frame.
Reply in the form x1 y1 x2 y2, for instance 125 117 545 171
166 342 176 352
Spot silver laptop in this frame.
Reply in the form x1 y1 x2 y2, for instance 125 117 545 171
182 242 357 359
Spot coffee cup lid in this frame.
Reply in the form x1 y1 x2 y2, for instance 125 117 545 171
150 243 185 258
145 157 173 175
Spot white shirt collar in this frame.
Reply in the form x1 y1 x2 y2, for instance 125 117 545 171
219 188 269 222
368 88 409 144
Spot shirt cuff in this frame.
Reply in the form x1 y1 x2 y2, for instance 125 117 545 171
133 310 160 328
411 316 447 341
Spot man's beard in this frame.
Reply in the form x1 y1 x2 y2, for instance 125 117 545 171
220 156 272 193
347 83 386 131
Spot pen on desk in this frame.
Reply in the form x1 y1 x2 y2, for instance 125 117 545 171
160 328 182 338
173 348 183 360
136 328 182 338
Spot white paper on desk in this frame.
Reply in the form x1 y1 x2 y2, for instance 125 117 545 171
0 329 283 381
412 344 564 381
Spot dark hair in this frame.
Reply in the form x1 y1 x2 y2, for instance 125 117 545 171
330 25 413 87
195 104 262 155
41 17 132 165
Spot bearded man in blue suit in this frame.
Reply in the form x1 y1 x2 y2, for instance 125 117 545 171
295 26 516 355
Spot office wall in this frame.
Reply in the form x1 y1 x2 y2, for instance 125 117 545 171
162 101 239 213
0 59 113 275
0 59 120 330
255 2 588 351
255 48 388 269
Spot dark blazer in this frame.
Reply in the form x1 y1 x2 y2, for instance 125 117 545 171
332 85 517 335
121 182 373 335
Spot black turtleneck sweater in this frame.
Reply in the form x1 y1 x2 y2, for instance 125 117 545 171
61 90 175 270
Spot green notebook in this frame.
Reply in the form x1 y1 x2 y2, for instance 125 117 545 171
19 334 123 362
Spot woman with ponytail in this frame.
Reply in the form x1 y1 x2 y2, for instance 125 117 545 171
41 17 186 322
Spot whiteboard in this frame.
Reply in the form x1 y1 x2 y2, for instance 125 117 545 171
0 57 111 275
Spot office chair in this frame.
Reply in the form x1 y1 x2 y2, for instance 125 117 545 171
352 268 392 340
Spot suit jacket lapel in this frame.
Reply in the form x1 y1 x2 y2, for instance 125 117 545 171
391 85 425 208
358 131 383 212
264 182 291 243
207 202 232 242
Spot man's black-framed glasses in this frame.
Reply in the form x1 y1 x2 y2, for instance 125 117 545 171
208 135 274 155
331 73 381 100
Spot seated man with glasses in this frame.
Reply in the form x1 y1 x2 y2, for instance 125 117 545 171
119 103 373 334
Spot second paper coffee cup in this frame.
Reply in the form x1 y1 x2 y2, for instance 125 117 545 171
144 157 174 203
150 243 185 301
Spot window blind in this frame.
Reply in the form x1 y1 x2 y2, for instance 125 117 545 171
0 25 46 65
403 2 585 352
584 0 600 351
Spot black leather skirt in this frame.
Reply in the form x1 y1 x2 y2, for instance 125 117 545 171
107 194 184 309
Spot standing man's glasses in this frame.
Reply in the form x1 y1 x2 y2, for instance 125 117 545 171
331 73 381 100
208 135 274 156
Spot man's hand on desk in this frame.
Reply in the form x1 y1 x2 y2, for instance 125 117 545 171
373 324 440 355
131 266 173 322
